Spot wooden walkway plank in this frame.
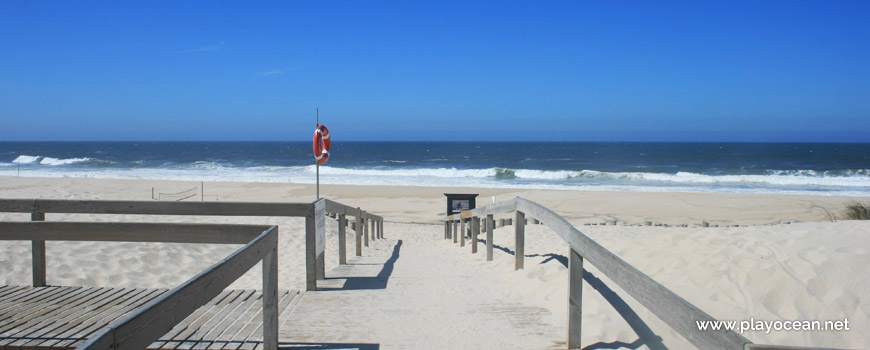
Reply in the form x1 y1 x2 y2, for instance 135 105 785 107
0 286 27 300
0 288 114 349
220 290 299 350
0 287 73 326
206 292 266 350
190 290 258 350
235 290 300 350
0 286 92 335
148 290 234 350
39 288 146 348
173 290 247 350
0 287 299 350
58 288 166 349
9 288 117 350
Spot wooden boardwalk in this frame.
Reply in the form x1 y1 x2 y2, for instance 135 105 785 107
0 286 301 350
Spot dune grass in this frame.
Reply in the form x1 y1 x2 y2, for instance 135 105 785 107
843 201 870 220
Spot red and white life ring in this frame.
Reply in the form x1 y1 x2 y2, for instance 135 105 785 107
313 125 331 164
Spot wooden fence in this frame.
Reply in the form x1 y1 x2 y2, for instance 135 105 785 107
445 197 850 350
0 198 383 350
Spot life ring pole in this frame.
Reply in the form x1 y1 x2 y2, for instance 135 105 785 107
316 108 320 200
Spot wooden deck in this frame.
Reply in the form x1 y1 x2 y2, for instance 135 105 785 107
0 286 301 350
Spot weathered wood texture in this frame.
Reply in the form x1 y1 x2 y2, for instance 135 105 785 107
0 286 301 350
305 213 317 292
568 248 583 349
514 211 524 271
355 214 363 257
30 212 46 287
0 222 271 244
471 217 479 254
338 214 347 265
486 214 494 261
78 226 280 350
460 219 466 247
0 199 310 217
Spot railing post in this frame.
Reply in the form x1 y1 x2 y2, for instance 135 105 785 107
460 218 466 247
370 219 376 242
486 214 494 261
515 211 525 270
338 214 347 265
355 211 363 257
379 220 384 239
471 216 480 254
453 220 458 243
262 239 279 350
31 211 46 287
364 217 369 247
568 248 583 349
305 204 317 291
444 220 449 239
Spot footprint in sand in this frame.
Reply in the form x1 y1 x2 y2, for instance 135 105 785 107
835 246 865 254
798 249 828 266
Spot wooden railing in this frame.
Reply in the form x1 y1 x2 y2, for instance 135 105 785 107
445 197 849 350
0 220 278 350
0 198 384 350
0 198 383 292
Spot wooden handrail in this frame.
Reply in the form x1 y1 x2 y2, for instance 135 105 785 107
0 222 270 244
77 226 279 350
445 197 753 349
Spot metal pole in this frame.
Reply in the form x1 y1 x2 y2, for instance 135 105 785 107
316 107 320 199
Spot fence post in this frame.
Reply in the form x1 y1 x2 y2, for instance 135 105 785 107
460 218 466 247
364 217 369 247
471 216 480 254
355 211 363 257
515 211 525 270
444 220 450 239
305 204 317 291
379 220 384 239
486 214 494 262
568 248 583 349
453 220 458 243
262 240 279 350
371 219 376 242
338 214 347 265
31 211 46 287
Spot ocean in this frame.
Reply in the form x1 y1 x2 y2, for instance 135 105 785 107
1 142 868 196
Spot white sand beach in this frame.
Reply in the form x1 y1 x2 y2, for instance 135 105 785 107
0 177 868 349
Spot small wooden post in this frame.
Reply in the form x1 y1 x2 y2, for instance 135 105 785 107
355 213 363 257
304 207 317 291
568 248 583 349
444 220 450 239
371 219 376 242
31 211 46 287
460 218 466 247
453 220 458 243
364 217 369 247
515 211 525 270
262 243 279 350
471 217 480 254
486 214 494 261
338 214 347 265
379 220 384 239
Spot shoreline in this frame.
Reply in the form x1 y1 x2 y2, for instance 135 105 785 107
1 176 867 224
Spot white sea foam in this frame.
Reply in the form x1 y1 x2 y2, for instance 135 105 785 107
11 155 91 166
3 164 868 196
39 157 91 165
12 155 41 164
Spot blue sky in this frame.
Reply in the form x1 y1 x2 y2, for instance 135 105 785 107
1 1 868 142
